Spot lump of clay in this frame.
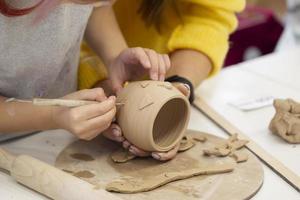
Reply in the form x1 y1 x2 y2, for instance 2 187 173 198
117 81 190 152
269 99 300 143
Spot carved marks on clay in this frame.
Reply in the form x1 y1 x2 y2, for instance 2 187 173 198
139 94 154 110
157 82 173 90
140 82 150 88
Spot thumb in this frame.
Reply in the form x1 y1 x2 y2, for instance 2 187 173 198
110 78 124 95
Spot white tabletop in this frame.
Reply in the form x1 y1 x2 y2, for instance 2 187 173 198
196 47 300 177
1 47 300 199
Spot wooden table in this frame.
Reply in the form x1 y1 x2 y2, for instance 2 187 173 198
1 47 300 199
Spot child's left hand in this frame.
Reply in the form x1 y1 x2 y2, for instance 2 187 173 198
107 47 171 94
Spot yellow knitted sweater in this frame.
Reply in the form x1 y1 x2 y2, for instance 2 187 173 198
78 0 245 89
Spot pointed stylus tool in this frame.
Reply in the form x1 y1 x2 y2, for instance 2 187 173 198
5 98 124 108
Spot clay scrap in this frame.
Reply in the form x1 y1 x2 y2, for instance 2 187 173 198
203 134 249 162
178 136 196 152
111 149 136 163
269 99 300 143
106 162 236 193
231 152 249 163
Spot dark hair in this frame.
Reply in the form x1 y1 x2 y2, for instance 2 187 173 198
138 0 180 30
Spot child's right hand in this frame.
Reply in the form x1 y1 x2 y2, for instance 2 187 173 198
52 88 116 140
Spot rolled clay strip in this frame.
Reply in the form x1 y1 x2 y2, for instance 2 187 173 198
117 81 190 152
106 162 236 193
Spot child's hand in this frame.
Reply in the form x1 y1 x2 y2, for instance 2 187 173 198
103 123 180 161
108 47 171 94
52 88 116 140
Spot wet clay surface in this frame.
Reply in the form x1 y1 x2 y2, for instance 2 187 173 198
55 130 263 200
70 153 95 161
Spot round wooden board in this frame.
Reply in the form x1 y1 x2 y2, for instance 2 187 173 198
55 130 264 200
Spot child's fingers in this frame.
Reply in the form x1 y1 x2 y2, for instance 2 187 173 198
122 47 151 69
84 106 116 132
163 54 171 71
151 143 180 161
158 55 166 81
72 96 116 120
129 145 151 157
144 49 159 81
64 88 107 102
110 78 124 95
102 123 125 142
80 122 114 141
122 140 131 149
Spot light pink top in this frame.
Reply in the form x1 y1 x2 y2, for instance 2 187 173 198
0 1 93 99
0 1 93 141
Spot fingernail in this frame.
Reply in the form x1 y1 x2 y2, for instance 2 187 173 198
117 136 125 142
152 153 161 160
151 73 158 81
109 96 116 101
145 60 151 68
183 84 190 91
129 147 136 155
123 141 130 149
112 127 121 137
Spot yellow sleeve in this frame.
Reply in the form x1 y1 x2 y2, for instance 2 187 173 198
167 0 246 76
78 42 108 90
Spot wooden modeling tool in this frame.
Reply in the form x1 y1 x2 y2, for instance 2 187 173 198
193 95 300 192
0 148 121 200
5 98 124 108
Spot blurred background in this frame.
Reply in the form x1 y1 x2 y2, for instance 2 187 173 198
225 0 300 66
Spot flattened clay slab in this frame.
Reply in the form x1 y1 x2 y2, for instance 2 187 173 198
106 162 235 193
55 130 263 200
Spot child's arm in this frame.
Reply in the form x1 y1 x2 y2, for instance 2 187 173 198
85 5 170 92
166 0 246 88
0 95 57 133
84 5 127 67
0 89 116 140
167 49 212 88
